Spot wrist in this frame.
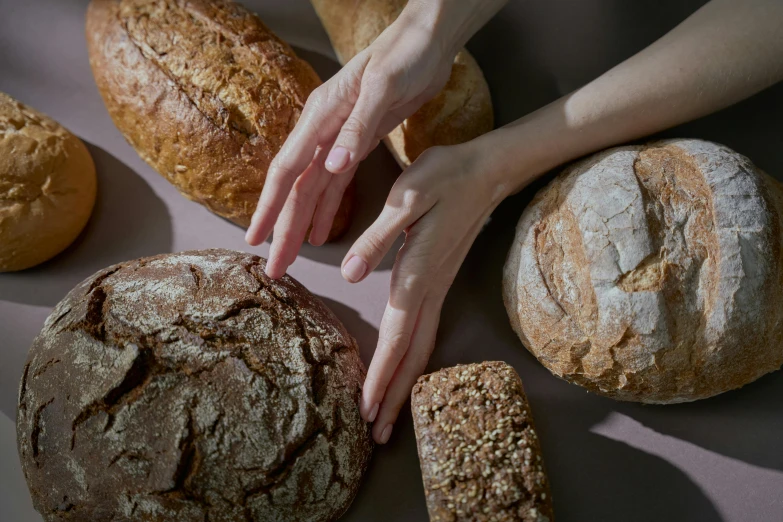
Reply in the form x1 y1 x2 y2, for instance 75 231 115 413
399 0 463 61
403 0 509 58
465 125 556 202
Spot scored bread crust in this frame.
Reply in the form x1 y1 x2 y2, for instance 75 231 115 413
0 93 96 272
310 0 494 167
503 139 783 403
411 362 553 522
86 0 353 239
17 249 373 521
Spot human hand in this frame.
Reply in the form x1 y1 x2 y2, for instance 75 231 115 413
244 4 457 274
344 141 509 443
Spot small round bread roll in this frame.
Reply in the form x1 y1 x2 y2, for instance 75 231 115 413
503 139 783 403
0 92 96 272
17 249 372 521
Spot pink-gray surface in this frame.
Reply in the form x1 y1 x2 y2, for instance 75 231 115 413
1 1 782 521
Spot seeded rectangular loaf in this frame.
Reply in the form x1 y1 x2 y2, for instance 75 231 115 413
411 362 553 522
86 0 354 240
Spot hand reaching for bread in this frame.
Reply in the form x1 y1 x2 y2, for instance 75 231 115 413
244 0 505 275
243 4 456 266
247 0 783 445
346 142 508 444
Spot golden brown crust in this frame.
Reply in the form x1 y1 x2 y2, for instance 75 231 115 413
503 139 783 403
310 0 494 167
412 362 553 522
0 92 96 272
86 0 352 239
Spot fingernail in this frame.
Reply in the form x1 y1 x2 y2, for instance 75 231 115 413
342 256 367 283
368 403 379 423
380 424 393 444
325 146 350 172
245 216 259 244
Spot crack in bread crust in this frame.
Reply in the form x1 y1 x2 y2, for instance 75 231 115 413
503 139 783 403
17 249 372 521
85 0 354 239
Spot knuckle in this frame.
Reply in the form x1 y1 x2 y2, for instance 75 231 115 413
389 268 425 295
390 184 430 212
362 68 393 94
416 145 448 166
308 85 328 106
361 232 388 258
379 329 412 354
340 117 371 143
289 185 315 208
269 157 299 182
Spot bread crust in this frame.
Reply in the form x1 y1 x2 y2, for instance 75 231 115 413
17 249 372 521
310 0 494 167
0 93 96 272
86 0 353 239
503 139 783 403
411 362 553 522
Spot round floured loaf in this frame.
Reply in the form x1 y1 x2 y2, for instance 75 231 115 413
86 0 354 240
503 139 783 403
0 92 96 272
17 249 372 521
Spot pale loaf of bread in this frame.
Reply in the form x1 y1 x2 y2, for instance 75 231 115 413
0 92 96 272
503 139 783 403
310 0 494 167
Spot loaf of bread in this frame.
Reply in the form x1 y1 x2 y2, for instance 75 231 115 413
310 0 494 167
17 249 372 521
86 0 353 240
411 362 553 522
504 139 783 403
0 92 96 272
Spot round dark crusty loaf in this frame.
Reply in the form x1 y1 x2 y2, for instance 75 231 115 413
85 0 354 240
16 249 372 521
503 139 783 403
411 362 553 522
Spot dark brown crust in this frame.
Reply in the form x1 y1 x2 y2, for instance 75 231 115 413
86 0 353 240
17 249 372 521
411 362 553 522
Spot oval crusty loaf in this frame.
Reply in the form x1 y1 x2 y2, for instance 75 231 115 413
503 139 783 403
86 0 353 240
16 249 372 521
0 92 96 272
310 0 494 167
412 362 553 522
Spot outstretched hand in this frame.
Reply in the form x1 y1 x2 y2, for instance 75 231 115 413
244 9 454 275
345 143 507 443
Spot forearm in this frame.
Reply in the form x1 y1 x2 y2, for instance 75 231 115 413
481 0 783 195
404 0 508 57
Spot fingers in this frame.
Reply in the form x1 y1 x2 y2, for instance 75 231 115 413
246 85 349 246
265 148 332 278
341 183 435 283
325 75 392 175
359 217 439 422
309 162 358 246
365 203 497 443
371 293 445 444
